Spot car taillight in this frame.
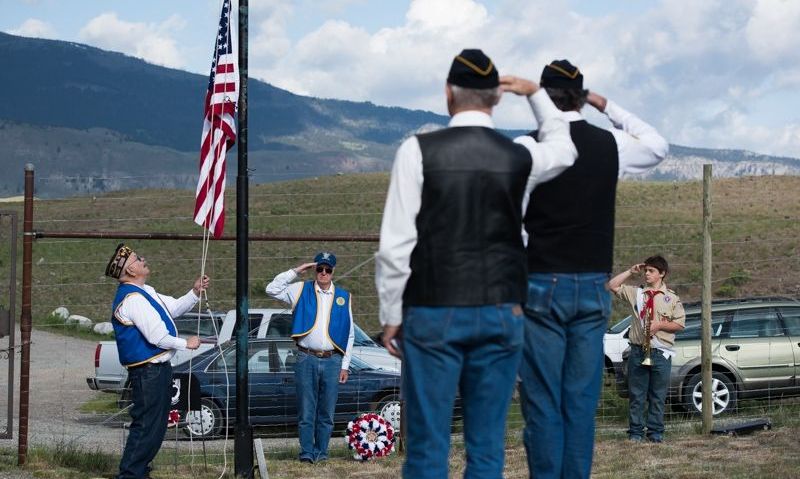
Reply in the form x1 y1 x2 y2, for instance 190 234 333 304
94 344 101 369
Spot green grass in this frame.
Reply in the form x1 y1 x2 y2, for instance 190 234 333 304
0 441 117 479
78 392 124 415
4 421 800 478
1 173 795 339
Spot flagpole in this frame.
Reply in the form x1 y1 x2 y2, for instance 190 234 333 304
234 0 254 476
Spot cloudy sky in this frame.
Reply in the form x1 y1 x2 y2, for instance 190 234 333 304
3 0 799 158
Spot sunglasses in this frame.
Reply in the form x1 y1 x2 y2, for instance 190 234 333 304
316 266 333 274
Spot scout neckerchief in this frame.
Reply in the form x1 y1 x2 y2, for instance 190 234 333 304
640 289 664 328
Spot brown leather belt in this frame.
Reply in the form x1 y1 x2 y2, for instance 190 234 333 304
297 346 339 358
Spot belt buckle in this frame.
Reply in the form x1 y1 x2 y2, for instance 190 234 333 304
314 350 324 358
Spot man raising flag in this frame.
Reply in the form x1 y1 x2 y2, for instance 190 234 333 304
194 0 238 238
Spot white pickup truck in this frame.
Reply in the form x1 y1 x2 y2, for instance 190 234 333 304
86 308 400 394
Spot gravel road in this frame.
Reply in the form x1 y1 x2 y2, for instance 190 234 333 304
0 328 298 460
0 327 130 453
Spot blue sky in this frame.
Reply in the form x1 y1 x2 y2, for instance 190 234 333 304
3 0 799 158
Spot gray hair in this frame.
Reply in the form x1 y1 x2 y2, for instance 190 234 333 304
449 84 501 110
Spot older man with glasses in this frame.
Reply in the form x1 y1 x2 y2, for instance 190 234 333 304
265 251 355 464
105 243 207 479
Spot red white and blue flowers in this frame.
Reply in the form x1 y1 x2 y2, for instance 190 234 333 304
344 413 395 460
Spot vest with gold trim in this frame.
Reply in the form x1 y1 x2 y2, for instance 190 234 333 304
111 283 177 367
291 281 351 354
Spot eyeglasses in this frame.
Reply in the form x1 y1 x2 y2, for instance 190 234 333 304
316 266 333 274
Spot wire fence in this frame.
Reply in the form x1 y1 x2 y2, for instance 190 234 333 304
2 170 800 476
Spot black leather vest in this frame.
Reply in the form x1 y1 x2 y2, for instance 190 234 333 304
403 126 532 306
525 120 619 273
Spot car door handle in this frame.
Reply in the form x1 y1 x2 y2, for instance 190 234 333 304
725 345 740 351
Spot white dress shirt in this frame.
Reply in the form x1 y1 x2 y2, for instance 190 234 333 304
265 269 355 369
565 100 669 177
114 284 199 363
375 89 578 327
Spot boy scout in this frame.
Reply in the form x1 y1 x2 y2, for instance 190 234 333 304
608 255 685 443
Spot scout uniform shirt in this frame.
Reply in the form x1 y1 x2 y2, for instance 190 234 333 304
616 283 686 356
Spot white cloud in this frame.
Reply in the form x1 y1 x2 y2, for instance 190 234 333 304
78 13 187 69
746 0 800 63
7 18 57 39
405 0 489 32
251 1 294 62
243 0 799 157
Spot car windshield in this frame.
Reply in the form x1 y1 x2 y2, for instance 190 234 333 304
354 324 377 347
175 312 225 337
348 355 376 372
608 315 632 334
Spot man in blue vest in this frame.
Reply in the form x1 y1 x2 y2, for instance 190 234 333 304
266 251 354 463
518 59 669 479
105 243 207 479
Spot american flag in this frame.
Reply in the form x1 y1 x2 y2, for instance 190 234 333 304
194 0 238 238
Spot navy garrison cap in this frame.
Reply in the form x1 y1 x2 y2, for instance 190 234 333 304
447 49 499 89
540 59 584 89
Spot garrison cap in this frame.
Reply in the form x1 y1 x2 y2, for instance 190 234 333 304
540 59 584 90
447 49 499 89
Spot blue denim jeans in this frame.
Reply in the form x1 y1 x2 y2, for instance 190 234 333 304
117 362 173 479
627 344 671 441
518 273 611 479
294 350 342 462
401 304 524 479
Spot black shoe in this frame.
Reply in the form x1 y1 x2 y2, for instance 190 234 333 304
299 457 314 464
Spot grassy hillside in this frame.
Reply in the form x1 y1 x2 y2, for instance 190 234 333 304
1 173 797 336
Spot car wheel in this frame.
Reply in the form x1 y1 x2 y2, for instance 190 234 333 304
183 398 224 439
684 372 737 416
374 394 401 431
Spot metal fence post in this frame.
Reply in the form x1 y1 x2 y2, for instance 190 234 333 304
18 164 34 464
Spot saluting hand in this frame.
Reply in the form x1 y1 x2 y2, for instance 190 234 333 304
294 262 318 275
499 76 539 96
587 92 608 112
628 263 645 275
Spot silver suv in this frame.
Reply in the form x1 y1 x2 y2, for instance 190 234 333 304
616 297 800 415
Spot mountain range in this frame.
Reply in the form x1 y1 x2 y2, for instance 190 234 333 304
1 31 798 198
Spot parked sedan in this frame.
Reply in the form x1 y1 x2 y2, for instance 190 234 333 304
616 297 800 416
173 338 402 439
